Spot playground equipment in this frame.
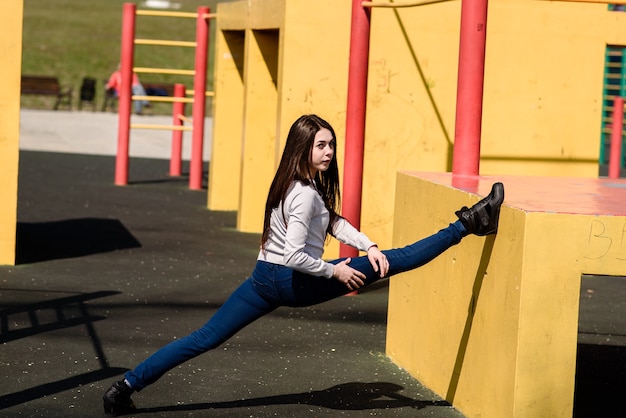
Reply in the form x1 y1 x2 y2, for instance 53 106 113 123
208 0 354 236
340 0 486 260
384 1 626 417
340 0 372 260
389 172 626 417
114 3 213 190
210 0 626 252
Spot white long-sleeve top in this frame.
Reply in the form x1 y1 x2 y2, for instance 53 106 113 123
257 180 376 278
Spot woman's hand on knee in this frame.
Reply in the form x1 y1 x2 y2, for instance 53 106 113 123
367 245 389 278
333 258 366 290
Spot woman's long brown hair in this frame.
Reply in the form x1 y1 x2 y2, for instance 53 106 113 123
261 114 341 250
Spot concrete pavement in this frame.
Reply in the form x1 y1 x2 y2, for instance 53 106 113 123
19 108 212 161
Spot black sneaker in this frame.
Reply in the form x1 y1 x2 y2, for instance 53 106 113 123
103 380 136 416
455 182 505 236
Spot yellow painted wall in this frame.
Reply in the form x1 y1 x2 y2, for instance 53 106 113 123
387 172 626 417
211 1 626 254
0 0 23 266
480 1 609 175
361 0 626 253
276 0 352 256
209 0 351 254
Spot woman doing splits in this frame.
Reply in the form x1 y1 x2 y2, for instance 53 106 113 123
103 114 504 416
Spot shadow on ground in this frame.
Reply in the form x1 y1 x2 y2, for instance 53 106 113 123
136 382 452 414
16 218 141 264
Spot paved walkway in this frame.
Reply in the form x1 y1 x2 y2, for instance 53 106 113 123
2 109 466 417
19 108 212 161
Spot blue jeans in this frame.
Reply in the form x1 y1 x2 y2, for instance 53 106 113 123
124 221 466 390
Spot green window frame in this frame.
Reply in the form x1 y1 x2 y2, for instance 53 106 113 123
599 45 626 176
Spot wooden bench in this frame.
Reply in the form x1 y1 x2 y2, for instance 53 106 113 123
102 82 176 112
20 75 72 110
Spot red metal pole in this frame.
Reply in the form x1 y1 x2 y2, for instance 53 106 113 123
451 0 489 176
170 83 186 177
115 2 136 186
189 6 210 190
609 97 624 179
340 0 371 259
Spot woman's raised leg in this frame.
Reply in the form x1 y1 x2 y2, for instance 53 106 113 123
290 182 505 306
290 221 466 306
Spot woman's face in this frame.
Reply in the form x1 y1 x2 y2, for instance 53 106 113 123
308 128 335 176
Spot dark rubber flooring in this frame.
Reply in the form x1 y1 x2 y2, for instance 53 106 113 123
1 150 623 417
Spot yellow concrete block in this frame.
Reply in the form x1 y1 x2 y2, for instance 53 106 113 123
387 172 626 417
209 0 351 241
0 0 23 266
250 0 282 29
215 0 249 30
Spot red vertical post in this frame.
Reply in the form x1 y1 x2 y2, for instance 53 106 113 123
451 0 489 176
115 2 136 186
340 0 371 259
609 97 624 179
189 7 210 190
170 83 186 177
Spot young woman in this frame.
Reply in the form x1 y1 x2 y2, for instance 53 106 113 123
103 114 504 416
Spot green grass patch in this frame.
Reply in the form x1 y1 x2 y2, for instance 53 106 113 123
21 0 226 114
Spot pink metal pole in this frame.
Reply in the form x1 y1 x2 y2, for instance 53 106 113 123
609 97 624 179
451 0 489 176
170 83 186 177
189 6 210 190
115 2 136 186
340 0 371 260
